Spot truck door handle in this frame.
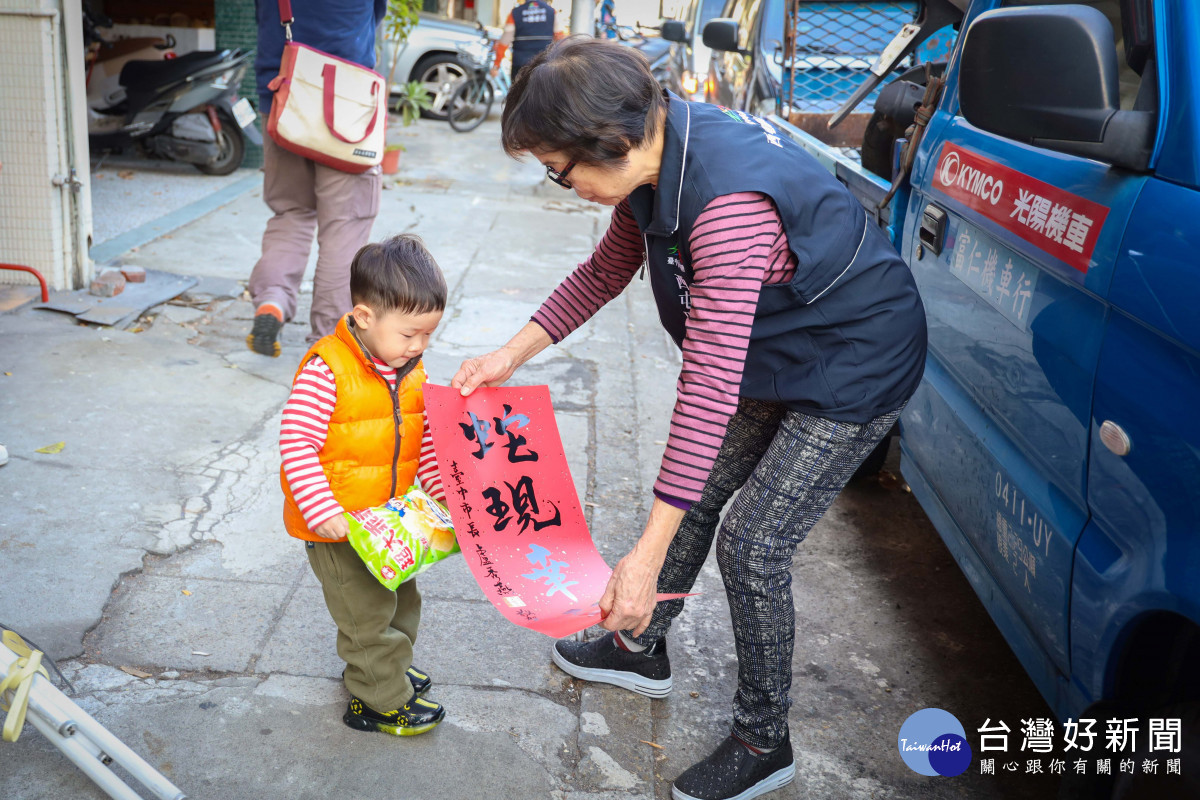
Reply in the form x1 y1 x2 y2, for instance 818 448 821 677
920 204 948 256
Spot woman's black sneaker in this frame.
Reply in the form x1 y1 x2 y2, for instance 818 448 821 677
671 733 795 800
551 631 672 698
343 694 445 736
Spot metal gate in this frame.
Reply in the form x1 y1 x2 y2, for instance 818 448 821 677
778 0 955 149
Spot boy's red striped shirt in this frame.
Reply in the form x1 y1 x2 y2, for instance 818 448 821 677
280 356 445 531
531 192 797 509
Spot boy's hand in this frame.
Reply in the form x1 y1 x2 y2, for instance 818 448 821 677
313 515 350 541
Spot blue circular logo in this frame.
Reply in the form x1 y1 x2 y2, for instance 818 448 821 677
898 708 972 776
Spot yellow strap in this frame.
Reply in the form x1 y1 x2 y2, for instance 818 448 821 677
0 630 49 743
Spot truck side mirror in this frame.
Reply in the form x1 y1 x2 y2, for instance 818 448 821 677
703 18 742 53
959 5 1153 171
661 19 690 43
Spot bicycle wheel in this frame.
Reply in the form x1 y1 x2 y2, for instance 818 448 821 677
448 78 494 133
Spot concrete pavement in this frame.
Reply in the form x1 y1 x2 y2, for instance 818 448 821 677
1 113 1055 799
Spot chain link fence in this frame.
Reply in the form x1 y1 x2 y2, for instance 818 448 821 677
771 1 955 160
779 1 954 115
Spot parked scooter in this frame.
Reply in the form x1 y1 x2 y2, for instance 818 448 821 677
83 6 262 176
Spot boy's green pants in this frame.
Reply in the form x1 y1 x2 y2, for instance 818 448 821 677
305 540 421 712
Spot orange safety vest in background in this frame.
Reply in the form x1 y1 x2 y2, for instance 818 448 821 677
282 315 426 542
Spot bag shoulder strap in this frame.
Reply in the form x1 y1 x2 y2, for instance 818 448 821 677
278 0 294 41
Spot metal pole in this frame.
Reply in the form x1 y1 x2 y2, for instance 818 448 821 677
1 642 186 800
780 0 798 119
26 672 187 800
26 713 145 800
570 0 596 35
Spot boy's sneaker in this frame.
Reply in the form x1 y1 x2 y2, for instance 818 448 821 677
671 733 795 800
343 694 445 736
406 665 432 696
246 305 283 357
551 631 672 698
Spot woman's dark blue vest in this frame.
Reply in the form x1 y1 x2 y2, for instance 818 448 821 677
625 96 927 423
511 0 556 73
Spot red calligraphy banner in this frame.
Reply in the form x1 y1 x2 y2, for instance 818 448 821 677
424 383 689 638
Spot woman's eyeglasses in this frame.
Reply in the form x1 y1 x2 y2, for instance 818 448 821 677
546 161 576 189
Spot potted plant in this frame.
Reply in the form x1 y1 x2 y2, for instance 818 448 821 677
382 80 432 173
378 0 425 175
381 0 420 98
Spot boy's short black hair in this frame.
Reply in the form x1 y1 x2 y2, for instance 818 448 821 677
350 234 447 315
501 37 666 166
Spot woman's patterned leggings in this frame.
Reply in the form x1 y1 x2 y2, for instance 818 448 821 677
628 396 903 749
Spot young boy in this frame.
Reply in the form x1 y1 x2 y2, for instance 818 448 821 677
279 234 449 736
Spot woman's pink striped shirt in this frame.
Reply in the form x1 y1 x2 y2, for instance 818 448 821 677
532 192 797 508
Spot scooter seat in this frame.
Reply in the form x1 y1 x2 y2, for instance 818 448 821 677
119 50 231 92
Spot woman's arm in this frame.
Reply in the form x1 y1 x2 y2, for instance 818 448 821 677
653 193 788 507
528 198 645 344
600 192 793 634
451 320 554 395
452 199 645 394
599 497 686 636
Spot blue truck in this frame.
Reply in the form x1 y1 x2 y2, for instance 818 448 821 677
728 0 1200 791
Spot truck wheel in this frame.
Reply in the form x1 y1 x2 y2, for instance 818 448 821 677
195 112 244 176
1058 701 1199 800
412 54 468 121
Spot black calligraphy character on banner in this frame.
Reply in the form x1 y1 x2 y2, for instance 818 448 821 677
493 404 539 463
459 412 494 459
482 488 512 530
482 476 561 534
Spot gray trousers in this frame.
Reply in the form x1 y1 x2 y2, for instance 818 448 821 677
248 137 381 344
630 397 903 748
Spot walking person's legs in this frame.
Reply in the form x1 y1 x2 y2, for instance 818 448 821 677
247 138 318 356
309 161 381 343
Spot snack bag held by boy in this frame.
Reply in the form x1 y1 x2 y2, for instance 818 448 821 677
346 486 460 591
278 234 449 737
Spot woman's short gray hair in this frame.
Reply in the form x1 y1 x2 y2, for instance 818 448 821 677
500 37 667 166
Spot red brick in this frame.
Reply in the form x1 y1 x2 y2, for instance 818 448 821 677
119 266 146 283
90 269 126 298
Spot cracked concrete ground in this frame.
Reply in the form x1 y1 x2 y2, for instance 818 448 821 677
2 115 1057 799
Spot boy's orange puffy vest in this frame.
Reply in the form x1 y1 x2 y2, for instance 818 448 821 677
282 315 426 542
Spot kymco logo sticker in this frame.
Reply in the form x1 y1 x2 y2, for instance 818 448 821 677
898 708 972 777
938 149 960 187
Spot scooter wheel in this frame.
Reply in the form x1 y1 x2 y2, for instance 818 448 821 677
196 111 245 176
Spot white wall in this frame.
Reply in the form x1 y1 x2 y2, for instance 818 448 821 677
0 0 91 290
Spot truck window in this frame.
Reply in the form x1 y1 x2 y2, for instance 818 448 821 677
1000 0 1153 111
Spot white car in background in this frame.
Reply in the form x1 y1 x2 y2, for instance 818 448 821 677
383 13 501 120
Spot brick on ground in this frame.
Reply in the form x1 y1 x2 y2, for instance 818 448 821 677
90 269 126 297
